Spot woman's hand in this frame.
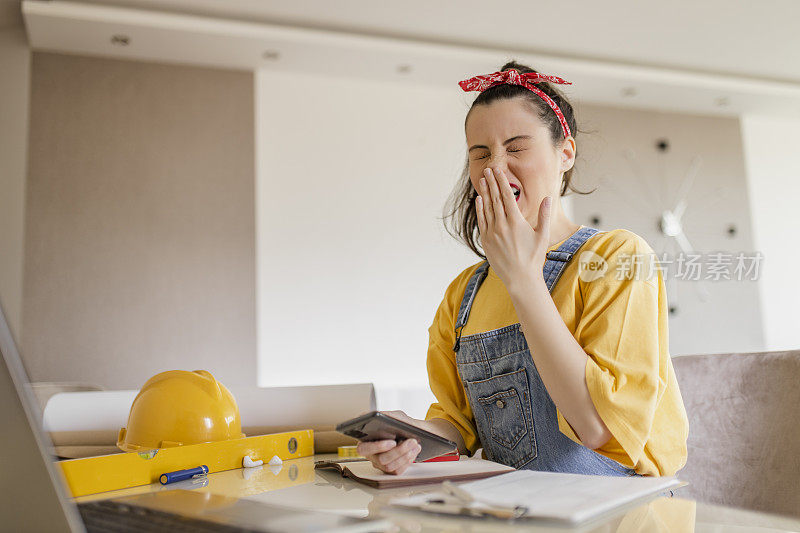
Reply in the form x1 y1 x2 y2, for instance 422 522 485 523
355 410 422 475
476 167 552 287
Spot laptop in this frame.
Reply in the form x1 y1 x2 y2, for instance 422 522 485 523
0 301 390 532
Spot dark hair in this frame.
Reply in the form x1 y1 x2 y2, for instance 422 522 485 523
441 60 592 260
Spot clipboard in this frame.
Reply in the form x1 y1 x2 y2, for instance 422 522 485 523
390 470 687 525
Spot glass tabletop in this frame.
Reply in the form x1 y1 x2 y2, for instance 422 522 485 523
74 454 800 532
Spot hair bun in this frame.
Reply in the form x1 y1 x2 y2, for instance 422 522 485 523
500 60 537 76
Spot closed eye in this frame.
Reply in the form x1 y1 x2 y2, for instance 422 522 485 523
472 148 525 160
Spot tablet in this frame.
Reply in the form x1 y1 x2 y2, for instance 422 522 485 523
335 411 458 462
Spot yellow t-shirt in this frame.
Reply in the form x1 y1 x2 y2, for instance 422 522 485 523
424 227 689 477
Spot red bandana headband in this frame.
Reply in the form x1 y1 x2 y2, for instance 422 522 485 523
458 70 573 139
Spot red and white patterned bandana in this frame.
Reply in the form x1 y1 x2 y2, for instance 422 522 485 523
459 70 573 139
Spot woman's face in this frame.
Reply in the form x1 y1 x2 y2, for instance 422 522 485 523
465 97 574 224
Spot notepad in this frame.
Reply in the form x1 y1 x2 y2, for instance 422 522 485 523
390 470 686 525
314 456 514 488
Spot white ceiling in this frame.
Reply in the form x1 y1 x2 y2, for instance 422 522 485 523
20 0 800 118
48 0 800 84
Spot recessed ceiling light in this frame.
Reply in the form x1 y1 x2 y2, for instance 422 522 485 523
262 50 280 61
397 64 412 74
621 87 637 97
110 35 130 46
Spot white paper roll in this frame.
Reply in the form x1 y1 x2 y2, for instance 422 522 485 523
42 383 375 448
43 390 138 433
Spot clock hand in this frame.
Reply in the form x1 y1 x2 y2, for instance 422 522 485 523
660 209 711 303
622 148 662 211
671 156 703 223
597 175 656 219
673 227 694 256
673 229 711 302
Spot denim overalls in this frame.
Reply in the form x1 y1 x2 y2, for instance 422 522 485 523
452 226 638 477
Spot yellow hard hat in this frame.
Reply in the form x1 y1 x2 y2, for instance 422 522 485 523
117 370 246 452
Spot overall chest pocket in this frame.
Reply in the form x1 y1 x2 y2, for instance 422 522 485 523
464 368 537 469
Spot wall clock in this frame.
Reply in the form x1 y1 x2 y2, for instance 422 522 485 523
585 138 737 315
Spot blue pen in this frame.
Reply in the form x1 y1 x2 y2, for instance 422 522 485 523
159 465 209 485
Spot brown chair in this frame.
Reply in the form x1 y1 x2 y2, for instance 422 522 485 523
672 350 800 519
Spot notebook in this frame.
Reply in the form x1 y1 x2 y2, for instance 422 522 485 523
314 456 514 488
390 469 686 525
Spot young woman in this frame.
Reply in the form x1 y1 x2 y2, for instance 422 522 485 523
357 61 688 477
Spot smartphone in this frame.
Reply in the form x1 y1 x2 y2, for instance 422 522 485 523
335 411 458 462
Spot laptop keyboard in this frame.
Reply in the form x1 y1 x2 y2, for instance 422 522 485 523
78 499 262 532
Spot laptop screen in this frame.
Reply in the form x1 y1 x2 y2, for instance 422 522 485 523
0 301 83 532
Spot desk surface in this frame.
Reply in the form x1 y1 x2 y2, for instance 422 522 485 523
75 454 800 532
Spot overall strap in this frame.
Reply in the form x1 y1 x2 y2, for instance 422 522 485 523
453 227 603 352
542 226 603 291
452 261 490 352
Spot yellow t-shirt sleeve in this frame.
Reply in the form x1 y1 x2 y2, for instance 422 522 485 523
423 269 481 455
559 233 668 470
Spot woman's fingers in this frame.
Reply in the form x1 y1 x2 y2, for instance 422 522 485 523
479 174 494 228
537 195 553 235
475 193 486 235
495 169 519 218
354 412 426 475
382 439 421 474
359 438 420 475
357 439 396 458
376 438 418 470
388 448 421 475
484 168 506 220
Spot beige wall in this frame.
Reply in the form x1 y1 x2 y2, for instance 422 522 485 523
23 52 256 389
0 23 30 342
